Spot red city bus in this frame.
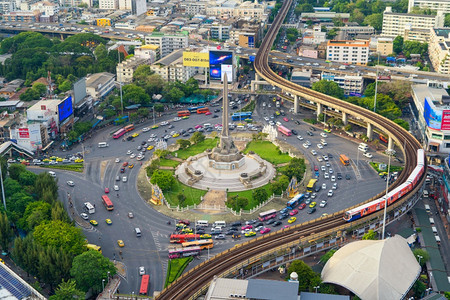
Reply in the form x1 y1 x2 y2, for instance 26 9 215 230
101 195 114 211
258 209 277 221
124 124 134 132
197 107 210 114
170 234 200 243
178 110 190 117
113 128 126 139
139 275 150 295
278 125 292 136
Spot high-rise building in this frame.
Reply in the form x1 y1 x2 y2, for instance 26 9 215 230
99 0 118 10
326 40 369 65
144 33 189 58
428 28 450 75
382 6 444 38
131 0 146 16
408 0 450 14
118 0 131 10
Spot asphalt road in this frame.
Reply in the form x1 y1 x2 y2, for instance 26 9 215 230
41 96 389 295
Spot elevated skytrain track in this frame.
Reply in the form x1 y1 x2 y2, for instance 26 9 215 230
155 0 423 298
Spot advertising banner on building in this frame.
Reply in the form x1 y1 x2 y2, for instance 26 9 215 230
18 128 30 139
424 97 442 130
441 110 450 130
209 50 233 82
182 52 210 67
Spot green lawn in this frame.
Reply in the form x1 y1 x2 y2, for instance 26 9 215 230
163 172 207 206
227 182 273 210
243 141 291 165
174 138 218 160
369 162 404 173
159 158 181 168
165 257 193 288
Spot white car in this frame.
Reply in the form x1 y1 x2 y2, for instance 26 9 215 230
130 154 136 159
332 183 338 190
321 166 326 171
297 135 303 141
269 121 275 126
122 176 127 182
127 150 132 155
303 143 310 149
320 132 327 138
306 140 312 146
173 117 181 122
317 144 323 149
322 183 327 190
327 190 334 197
149 134 156 138
320 200 327 207
67 181 75 187
142 127 150 132
321 140 328 146
331 175 336 182
80 213 89 220
311 193 317 199
264 117 270 121
324 173 330 179
137 156 144 161
161 121 169 126
115 158 120 163
322 155 328 161
329 168 334 174
317 157 323 162
139 266 145 275
311 150 317 156
114 185 119 191
363 152 373 158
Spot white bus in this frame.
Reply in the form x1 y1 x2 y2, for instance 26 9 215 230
98 142 109 148
84 202 95 214
358 143 368 153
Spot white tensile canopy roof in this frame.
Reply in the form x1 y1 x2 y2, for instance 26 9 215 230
321 235 420 300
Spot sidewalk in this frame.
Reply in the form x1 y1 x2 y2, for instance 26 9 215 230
97 275 121 300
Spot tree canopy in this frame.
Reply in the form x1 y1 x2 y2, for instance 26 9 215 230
312 80 344 99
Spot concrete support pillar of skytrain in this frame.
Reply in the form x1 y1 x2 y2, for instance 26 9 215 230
294 95 299 114
367 123 373 140
388 136 394 151
317 103 323 119
342 112 348 125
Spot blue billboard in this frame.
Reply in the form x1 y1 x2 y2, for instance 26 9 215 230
424 97 442 130
209 50 233 82
58 96 73 123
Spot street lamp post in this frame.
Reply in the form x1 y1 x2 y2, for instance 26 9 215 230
118 50 124 116
417 254 423 267
373 52 380 113
0 161 7 210
132 291 135 299
107 271 110 284
314 286 320 293
102 279 105 291
382 149 394 239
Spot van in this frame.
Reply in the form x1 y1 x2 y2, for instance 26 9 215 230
358 143 368 153
203 123 211 128
423 190 429 198
429 217 435 224
424 204 431 213
211 227 222 233
98 142 108 148
84 202 95 214
432 226 438 234
237 125 245 131
213 221 226 228
435 235 441 244
196 220 209 227
135 228 142 237
48 171 56 178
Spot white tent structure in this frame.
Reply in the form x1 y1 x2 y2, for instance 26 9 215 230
322 235 420 300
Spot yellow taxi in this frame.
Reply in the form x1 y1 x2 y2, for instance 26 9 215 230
147 145 154 151
105 219 112 225
132 133 139 138
128 164 134 169
288 217 296 224
275 111 281 116
309 202 317 208
172 133 180 138
56 157 63 162
321 213 329 218
117 240 124 247
151 125 159 129
90 220 98 226
244 231 256 237
181 228 193 234
200 234 211 239
75 158 84 163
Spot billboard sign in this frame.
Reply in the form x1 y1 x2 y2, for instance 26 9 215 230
441 110 450 130
58 96 73 123
73 78 86 105
209 50 233 82
18 128 30 139
183 52 209 67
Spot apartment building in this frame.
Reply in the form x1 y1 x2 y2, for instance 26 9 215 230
381 6 444 38
211 24 232 41
322 73 363 96
144 32 189 58
326 40 369 65
99 0 118 10
116 56 150 83
135 45 160 64
408 0 450 14
183 1 206 15
404 26 431 42
3 10 40 22
30 1 58 15
0 0 15 13
428 28 450 75
206 0 267 21
300 11 350 23
150 49 197 83
119 0 131 10
377 37 394 56
302 26 326 45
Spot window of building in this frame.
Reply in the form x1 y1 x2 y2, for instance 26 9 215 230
445 143 450 148
431 133 443 139
444 135 450 140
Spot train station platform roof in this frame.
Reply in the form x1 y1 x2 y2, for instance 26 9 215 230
321 235 420 300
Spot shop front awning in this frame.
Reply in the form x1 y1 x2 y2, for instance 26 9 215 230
429 142 440 147
41 141 54 151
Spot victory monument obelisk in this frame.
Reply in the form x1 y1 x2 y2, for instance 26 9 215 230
208 73 245 170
